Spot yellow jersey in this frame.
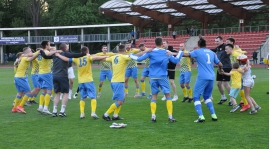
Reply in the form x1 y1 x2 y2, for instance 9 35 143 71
126 48 139 68
31 59 39 74
179 50 191 72
106 54 131 82
95 52 115 70
37 50 52 74
15 57 30 78
231 68 242 88
72 56 93 83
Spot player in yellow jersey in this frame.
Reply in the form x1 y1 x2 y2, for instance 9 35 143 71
56 46 107 119
102 44 131 121
225 40 250 112
124 42 141 98
37 40 58 115
94 45 116 98
12 47 39 113
178 43 193 103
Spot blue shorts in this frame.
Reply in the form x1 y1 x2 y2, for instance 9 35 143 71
99 70 112 82
110 82 125 101
193 79 214 101
125 67 138 78
141 67 149 77
150 77 170 94
31 74 40 88
14 77 31 93
38 73 53 90
179 71 192 84
229 88 240 99
79 82 96 99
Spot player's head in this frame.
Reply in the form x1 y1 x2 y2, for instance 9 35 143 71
65 43 69 51
198 38 206 48
118 45 126 53
155 37 163 47
125 42 131 50
232 62 239 69
138 43 145 51
226 37 235 45
163 41 168 49
102 45 107 52
225 44 234 54
215 36 223 46
23 47 31 54
16 52 23 59
81 46 89 54
41 40 50 50
179 43 185 51
59 43 67 51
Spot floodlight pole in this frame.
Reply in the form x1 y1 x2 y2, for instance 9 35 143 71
107 27 110 52
55 30 58 49
0 31 3 64
81 28 84 48
134 26 136 39
28 30 31 45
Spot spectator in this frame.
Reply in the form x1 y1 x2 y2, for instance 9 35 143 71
186 27 190 35
172 31 176 39
252 50 258 64
190 26 194 36
4 53 8 63
130 30 134 38
136 30 140 39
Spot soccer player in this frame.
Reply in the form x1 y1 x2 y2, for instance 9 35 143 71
214 36 231 105
130 37 183 123
178 43 193 103
221 62 243 113
138 43 151 98
94 45 116 98
124 42 141 98
12 47 39 113
37 40 58 115
102 45 132 121
182 38 222 123
161 41 178 101
56 46 107 119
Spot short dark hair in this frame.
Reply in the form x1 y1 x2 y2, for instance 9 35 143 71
163 40 168 44
102 45 107 49
226 44 234 49
59 43 67 51
198 38 206 47
118 45 125 52
138 43 145 47
81 46 89 53
227 37 235 44
125 42 131 45
16 52 23 58
155 37 162 46
216 36 223 40
232 62 239 69
41 40 50 49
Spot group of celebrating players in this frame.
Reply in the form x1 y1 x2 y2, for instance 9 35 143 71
11 35 261 123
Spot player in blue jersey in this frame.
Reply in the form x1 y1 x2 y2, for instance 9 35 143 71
130 37 183 123
182 38 223 123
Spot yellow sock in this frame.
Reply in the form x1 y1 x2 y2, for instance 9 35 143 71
124 88 128 94
98 87 102 93
188 87 193 98
240 90 248 105
52 90 55 96
150 101 156 114
182 87 188 97
19 95 30 107
80 100 85 113
114 105 122 115
39 94 45 106
141 81 146 93
106 103 118 115
91 99 97 113
13 98 21 108
136 88 140 94
44 94 51 106
166 100 173 115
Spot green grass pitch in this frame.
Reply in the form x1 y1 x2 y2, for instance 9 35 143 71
0 67 268 149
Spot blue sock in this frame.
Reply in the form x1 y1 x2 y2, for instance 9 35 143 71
194 99 203 116
205 99 215 115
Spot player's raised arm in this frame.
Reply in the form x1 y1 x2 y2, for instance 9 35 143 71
168 51 184 64
91 55 109 61
55 53 69 62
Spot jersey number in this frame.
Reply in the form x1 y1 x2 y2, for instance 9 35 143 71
114 56 119 64
79 57 87 67
206 54 211 64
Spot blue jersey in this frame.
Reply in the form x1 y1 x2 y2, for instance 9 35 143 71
190 48 220 80
130 48 182 78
